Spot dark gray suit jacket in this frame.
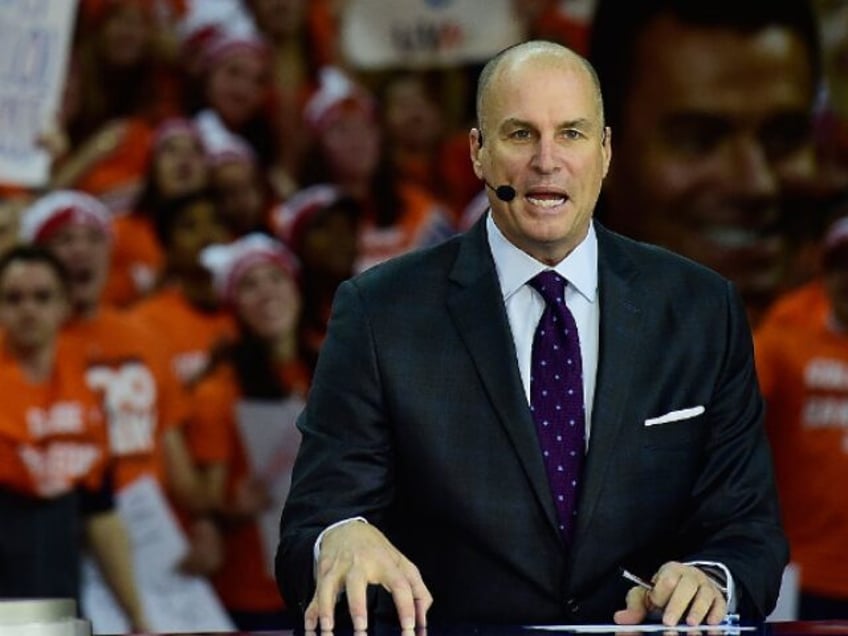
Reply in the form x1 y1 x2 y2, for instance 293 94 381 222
276 218 787 625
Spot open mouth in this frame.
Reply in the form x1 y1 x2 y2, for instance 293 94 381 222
526 190 569 209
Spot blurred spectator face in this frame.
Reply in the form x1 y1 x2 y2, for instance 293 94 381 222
212 160 265 236
232 261 300 340
603 15 816 313
383 75 445 153
0 259 68 352
155 132 208 198
97 1 154 68
205 51 269 129
319 106 381 184
44 224 111 315
298 205 358 279
168 200 230 274
246 0 307 40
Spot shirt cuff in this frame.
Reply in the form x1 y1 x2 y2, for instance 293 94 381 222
312 516 368 577
689 561 736 613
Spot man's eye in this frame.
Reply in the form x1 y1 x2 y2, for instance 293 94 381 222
562 129 584 140
510 129 532 140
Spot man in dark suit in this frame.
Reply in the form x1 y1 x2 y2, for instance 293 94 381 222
276 40 787 630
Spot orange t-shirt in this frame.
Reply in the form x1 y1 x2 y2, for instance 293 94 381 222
61 307 187 492
754 284 848 598
188 360 309 612
0 334 108 498
356 182 455 273
72 118 155 214
759 279 829 328
130 286 237 386
102 214 163 308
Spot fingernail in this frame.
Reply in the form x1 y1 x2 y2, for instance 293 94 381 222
353 616 367 631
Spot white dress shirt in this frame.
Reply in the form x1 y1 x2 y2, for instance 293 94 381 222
486 213 599 445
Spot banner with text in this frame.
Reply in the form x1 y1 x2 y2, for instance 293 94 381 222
0 0 77 186
340 0 524 70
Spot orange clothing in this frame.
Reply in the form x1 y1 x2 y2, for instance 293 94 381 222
130 286 237 386
61 307 187 492
754 284 848 599
188 360 309 612
356 182 455 273
393 132 482 224
0 334 108 498
760 279 829 328
103 214 163 308
72 118 155 214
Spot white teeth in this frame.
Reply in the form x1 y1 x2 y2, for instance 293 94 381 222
702 226 767 248
527 196 566 208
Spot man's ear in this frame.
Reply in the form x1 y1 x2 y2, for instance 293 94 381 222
469 128 484 179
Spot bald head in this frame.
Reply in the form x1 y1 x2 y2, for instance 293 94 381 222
475 41 605 138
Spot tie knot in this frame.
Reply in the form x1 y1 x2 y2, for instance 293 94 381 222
529 270 567 307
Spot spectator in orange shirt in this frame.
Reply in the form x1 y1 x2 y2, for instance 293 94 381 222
51 0 183 212
0 245 147 628
754 214 848 619
103 117 210 308
207 132 274 237
189 30 280 187
241 0 334 196
131 189 236 386
188 233 308 629
271 184 359 374
379 71 481 223
19 190 204 510
300 67 455 272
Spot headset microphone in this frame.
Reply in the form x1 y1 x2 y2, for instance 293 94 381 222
484 181 517 203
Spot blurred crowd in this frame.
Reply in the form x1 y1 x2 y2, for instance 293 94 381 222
2 0 848 630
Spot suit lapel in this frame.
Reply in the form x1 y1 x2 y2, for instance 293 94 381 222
446 219 560 535
573 224 644 545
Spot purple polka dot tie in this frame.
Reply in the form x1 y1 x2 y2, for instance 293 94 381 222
529 270 585 545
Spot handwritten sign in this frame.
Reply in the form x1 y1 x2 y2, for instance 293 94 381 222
340 0 524 69
236 397 304 576
0 0 77 186
81 476 234 634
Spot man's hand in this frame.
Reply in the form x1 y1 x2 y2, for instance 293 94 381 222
305 521 433 632
614 561 727 627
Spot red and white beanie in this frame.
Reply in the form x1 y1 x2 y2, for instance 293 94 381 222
303 66 376 133
270 184 349 252
200 233 299 302
20 190 112 244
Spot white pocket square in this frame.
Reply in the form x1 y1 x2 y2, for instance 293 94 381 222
644 405 705 427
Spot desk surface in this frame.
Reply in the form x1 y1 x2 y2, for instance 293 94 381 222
117 622 848 636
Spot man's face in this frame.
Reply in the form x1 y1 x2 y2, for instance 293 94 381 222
603 15 816 314
471 50 611 265
0 261 68 353
45 223 111 315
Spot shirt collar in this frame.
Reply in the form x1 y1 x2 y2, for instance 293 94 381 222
486 212 598 303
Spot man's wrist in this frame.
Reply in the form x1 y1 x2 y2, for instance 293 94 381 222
313 517 369 564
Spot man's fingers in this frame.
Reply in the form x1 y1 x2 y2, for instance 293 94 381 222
304 597 319 631
311 556 349 631
614 586 649 625
660 573 697 626
345 569 370 631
